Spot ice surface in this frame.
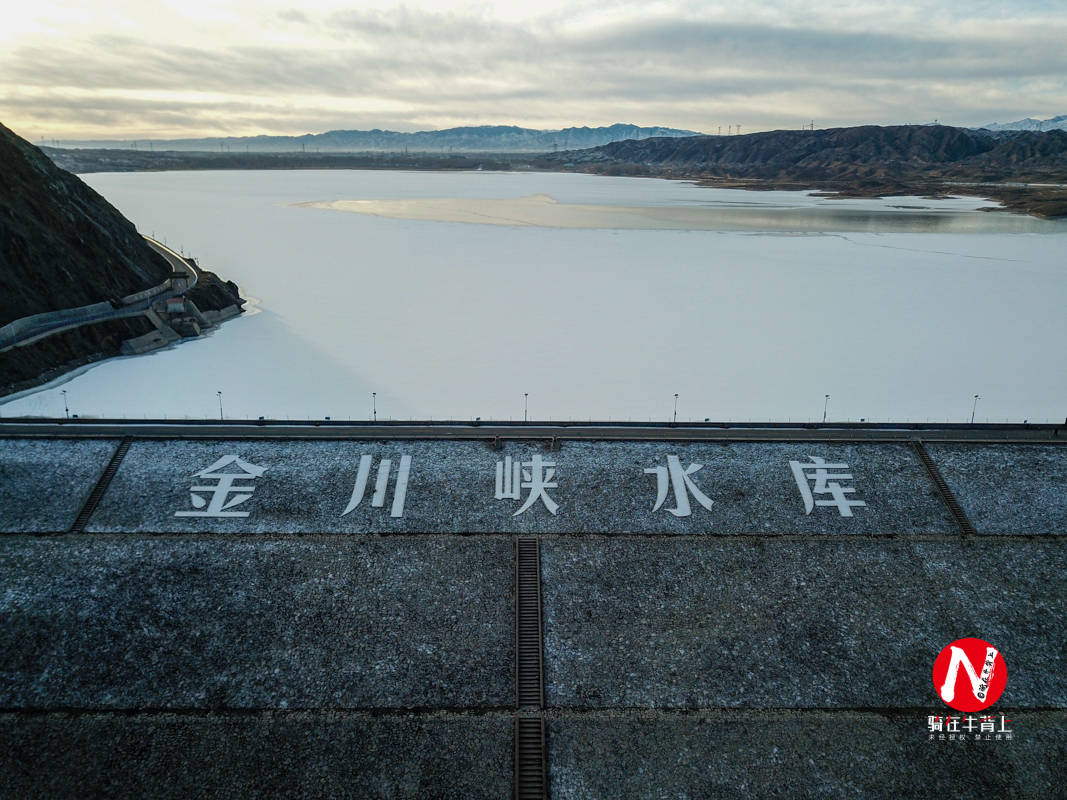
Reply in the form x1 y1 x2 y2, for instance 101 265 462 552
2 171 1065 422
301 192 1050 232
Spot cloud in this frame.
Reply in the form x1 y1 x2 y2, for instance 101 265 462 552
1 1 1065 138
277 9 308 24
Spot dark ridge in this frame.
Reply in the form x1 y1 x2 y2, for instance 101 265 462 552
540 125 1067 180
534 124 1067 217
0 122 173 326
1 121 246 396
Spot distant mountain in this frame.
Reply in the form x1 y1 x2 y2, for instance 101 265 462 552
37 124 1067 220
980 115 1067 132
534 124 1067 217
52 124 700 154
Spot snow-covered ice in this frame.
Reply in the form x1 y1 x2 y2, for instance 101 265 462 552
3 170 1065 422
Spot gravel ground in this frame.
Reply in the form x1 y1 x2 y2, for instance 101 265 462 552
0 438 117 532
0 711 512 799
541 537 1067 708
547 710 1067 799
0 535 513 709
86 439 955 533
926 443 1067 534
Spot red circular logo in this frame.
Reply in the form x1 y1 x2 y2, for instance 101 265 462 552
932 638 1006 712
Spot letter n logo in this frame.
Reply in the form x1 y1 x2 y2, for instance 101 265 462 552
932 638 1007 712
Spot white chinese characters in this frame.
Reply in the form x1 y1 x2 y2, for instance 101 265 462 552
495 454 559 516
341 454 412 518
789 456 866 517
170 449 877 525
644 455 714 517
926 714 1013 741
175 455 267 518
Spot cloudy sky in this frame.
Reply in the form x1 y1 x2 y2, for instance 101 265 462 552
2 0 1065 141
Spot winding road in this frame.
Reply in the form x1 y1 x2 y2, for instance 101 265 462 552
0 236 198 351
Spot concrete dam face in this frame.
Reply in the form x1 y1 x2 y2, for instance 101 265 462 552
1 421 1064 798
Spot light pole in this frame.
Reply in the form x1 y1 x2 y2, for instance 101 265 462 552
61 390 69 420
823 394 830 424
372 392 377 422
524 392 528 423
971 394 980 425
673 393 679 424
217 391 223 420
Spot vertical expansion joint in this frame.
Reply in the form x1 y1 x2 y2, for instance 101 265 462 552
514 538 548 799
515 537 545 708
69 436 132 533
514 714 548 800
912 440 977 536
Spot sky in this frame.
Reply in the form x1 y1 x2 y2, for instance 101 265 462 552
2 0 1066 141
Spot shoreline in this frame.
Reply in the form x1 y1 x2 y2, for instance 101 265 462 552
40 148 1067 220
0 296 256 407
686 177 1067 220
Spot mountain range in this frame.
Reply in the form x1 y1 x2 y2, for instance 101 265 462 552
36 123 1067 220
536 124 1067 217
980 115 1067 132
52 124 699 154
540 124 1067 182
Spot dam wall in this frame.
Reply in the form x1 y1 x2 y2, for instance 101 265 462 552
0 423 1063 798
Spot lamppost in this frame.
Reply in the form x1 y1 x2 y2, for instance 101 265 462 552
823 394 830 424
372 392 377 422
217 391 223 420
524 392 528 423
673 393 679 424
61 390 69 420
971 394 980 425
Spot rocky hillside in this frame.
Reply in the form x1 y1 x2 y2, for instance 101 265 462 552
1 122 243 396
541 125 1067 183
0 122 176 326
536 125 1067 216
